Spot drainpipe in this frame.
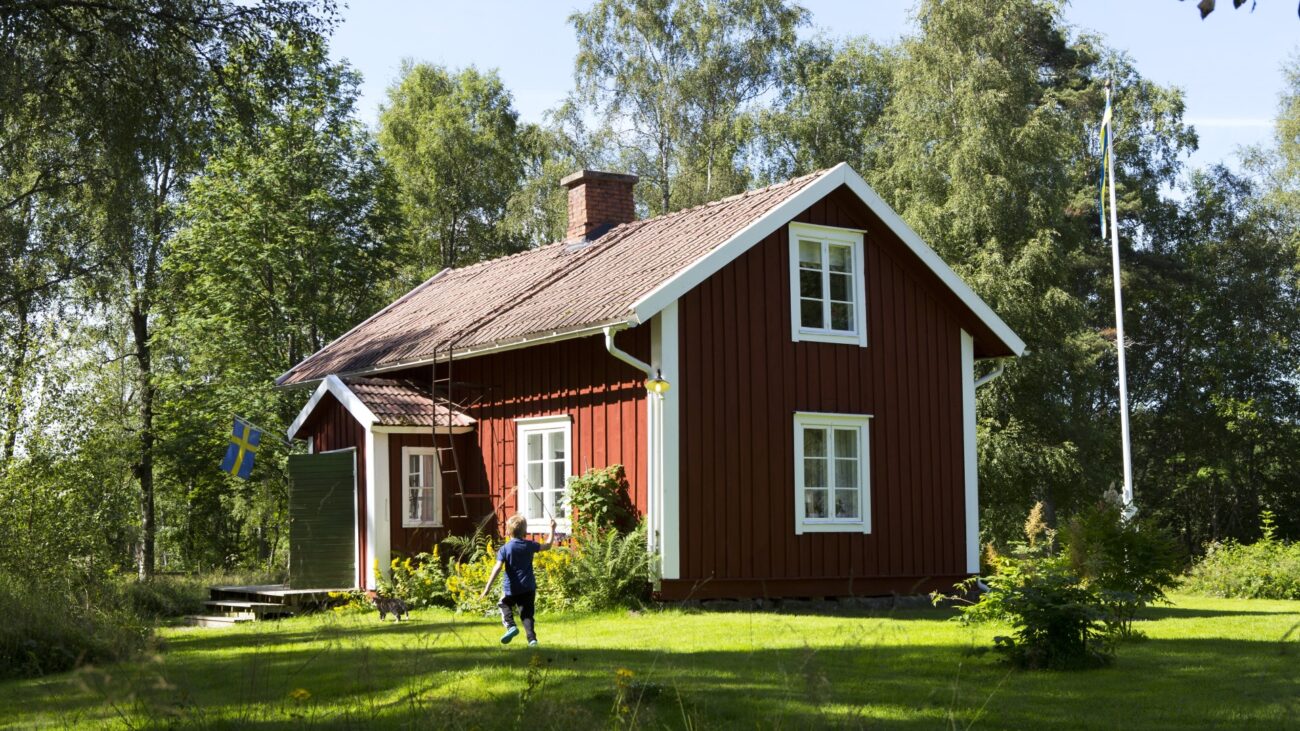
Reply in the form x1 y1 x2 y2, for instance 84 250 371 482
603 325 655 379
974 362 1005 389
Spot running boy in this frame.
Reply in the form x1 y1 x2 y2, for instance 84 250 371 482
480 513 556 646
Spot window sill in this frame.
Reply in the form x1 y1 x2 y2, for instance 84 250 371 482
402 521 443 530
526 518 571 535
793 329 867 347
796 520 870 534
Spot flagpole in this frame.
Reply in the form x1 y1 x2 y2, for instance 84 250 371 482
1104 80 1135 515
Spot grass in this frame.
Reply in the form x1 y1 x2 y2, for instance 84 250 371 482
0 593 1297 729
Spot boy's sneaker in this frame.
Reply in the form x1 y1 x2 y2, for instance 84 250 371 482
528 640 538 647
501 626 519 644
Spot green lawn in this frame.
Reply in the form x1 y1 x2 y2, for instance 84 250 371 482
2 593 1298 729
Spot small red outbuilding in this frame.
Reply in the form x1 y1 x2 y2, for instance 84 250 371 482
280 164 1024 599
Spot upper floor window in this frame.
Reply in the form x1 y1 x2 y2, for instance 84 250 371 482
516 415 573 534
789 222 867 347
402 446 442 528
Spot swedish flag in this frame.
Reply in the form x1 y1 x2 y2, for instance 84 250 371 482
221 419 261 480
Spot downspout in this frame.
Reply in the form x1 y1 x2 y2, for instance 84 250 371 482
604 324 655 379
974 362 1005 389
605 323 663 561
972 357 1006 593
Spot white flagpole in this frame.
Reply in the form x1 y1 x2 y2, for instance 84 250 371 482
1104 80 1135 516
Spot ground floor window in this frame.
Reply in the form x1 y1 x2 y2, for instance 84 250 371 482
793 412 872 534
402 446 442 528
516 415 572 533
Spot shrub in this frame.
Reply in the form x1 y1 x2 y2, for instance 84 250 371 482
957 552 1113 670
567 465 635 536
1061 500 1183 637
949 502 1113 670
550 522 654 611
380 548 453 609
1184 511 1300 599
446 539 576 614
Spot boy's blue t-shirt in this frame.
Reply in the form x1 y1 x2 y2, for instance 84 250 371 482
496 538 541 595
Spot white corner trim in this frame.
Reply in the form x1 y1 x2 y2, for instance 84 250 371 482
287 374 379 440
792 411 873 535
961 330 980 574
788 222 868 348
631 162 1025 357
366 429 390 590
650 299 681 577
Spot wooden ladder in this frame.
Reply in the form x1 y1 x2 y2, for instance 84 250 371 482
431 337 492 521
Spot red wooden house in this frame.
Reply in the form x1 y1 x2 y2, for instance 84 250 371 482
279 163 1024 599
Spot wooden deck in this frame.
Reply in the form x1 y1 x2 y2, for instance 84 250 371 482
186 584 351 627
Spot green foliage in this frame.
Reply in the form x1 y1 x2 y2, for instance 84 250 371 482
1184 511 1300 599
567 464 635 536
570 0 807 214
1061 500 1183 637
1128 166 1300 547
116 576 209 619
379 550 453 609
446 538 575 614
550 522 654 611
0 572 148 680
378 63 533 277
953 503 1114 670
957 554 1113 671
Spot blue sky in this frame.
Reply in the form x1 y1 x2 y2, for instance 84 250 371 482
330 1 1299 175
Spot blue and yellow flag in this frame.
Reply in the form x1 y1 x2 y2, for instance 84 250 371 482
1099 96 1113 239
220 419 261 480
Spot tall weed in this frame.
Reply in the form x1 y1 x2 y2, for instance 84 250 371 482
1184 511 1300 599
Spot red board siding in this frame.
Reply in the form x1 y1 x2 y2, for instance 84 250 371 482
301 392 367 587
668 185 970 598
383 330 651 542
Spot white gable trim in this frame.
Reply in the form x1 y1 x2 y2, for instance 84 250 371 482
631 163 1026 357
286 374 379 441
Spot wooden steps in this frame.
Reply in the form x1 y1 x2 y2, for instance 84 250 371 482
202 599 297 620
186 614 253 628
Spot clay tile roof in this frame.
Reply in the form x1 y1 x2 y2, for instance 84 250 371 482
343 377 475 428
278 169 829 386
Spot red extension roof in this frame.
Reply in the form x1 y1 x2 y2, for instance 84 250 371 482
343 377 475 428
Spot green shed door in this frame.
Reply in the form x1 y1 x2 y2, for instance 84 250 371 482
288 450 357 589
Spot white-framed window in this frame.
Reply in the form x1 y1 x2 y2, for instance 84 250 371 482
402 446 442 528
789 222 868 347
516 415 572 533
793 412 872 534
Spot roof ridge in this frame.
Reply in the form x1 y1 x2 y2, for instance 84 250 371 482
434 168 832 280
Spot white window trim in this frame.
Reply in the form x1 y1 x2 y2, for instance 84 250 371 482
401 446 442 529
788 222 868 347
793 411 872 534
515 415 573 534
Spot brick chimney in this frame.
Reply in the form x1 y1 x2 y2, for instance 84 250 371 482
561 170 638 241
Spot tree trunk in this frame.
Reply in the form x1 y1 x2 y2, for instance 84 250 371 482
0 300 31 470
132 300 155 580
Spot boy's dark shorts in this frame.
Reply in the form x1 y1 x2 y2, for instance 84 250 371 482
499 591 536 619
